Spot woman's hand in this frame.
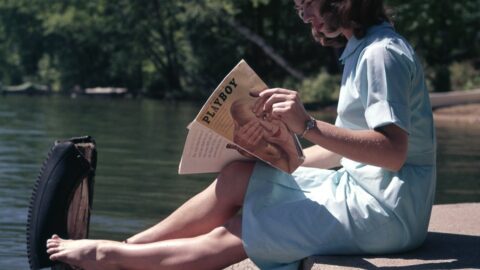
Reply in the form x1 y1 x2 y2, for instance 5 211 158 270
253 88 310 135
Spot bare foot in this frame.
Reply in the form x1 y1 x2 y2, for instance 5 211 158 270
46 235 118 270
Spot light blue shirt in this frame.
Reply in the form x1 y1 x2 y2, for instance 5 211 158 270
337 22 436 166
335 22 437 250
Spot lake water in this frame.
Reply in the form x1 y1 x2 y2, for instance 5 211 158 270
1 95 479 269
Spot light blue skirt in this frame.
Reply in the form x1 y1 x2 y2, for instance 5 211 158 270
241 161 434 270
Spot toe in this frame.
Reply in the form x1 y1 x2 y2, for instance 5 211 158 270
46 241 58 248
47 247 59 254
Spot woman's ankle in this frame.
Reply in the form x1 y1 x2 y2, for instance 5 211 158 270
96 242 122 263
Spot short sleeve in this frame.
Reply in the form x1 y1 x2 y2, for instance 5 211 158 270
355 41 413 133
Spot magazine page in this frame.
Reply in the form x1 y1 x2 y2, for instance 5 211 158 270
181 59 304 174
178 121 251 174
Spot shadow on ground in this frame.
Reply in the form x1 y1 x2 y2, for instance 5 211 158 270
304 232 480 269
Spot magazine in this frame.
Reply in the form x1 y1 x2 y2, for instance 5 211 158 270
178 60 305 174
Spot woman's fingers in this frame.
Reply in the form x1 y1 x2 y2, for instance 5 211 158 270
264 92 297 110
256 88 300 115
271 100 295 115
253 95 267 116
260 88 295 96
253 88 287 115
254 88 309 134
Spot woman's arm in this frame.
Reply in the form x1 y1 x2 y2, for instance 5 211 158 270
254 88 408 172
304 121 408 171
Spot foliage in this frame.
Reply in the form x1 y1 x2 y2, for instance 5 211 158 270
384 0 480 92
0 0 478 100
450 61 480 91
298 71 340 106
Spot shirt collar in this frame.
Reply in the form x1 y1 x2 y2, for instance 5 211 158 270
339 21 394 64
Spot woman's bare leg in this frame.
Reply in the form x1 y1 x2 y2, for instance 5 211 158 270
47 216 247 270
126 161 254 244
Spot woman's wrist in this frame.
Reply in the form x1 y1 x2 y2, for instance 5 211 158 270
299 116 317 138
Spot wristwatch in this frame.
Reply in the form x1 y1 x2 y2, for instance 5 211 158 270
300 116 316 138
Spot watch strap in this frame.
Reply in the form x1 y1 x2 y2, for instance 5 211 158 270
300 116 316 138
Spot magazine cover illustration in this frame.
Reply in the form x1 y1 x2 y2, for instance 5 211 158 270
179 60 304 174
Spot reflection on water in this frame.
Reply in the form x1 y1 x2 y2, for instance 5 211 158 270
0 96 479 269
436 123 480 204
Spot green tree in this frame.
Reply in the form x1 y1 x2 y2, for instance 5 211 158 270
0 0 478 98
386 0 480 92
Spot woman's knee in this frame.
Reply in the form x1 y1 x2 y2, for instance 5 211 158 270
220 161 255 176
223 215 242 237
216 161 255 206
188 217 246 269
208 216 244 250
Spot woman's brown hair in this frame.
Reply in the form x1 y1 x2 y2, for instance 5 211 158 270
296 0 391 47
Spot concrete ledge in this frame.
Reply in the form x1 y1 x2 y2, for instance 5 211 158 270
430 88 480 108
225 203 480 270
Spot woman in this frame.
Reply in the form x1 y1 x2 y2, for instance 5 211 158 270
46 0 436 269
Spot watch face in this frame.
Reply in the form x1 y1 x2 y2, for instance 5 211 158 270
307 118 316 129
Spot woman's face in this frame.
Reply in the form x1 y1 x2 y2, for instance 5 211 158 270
294 0 343 39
